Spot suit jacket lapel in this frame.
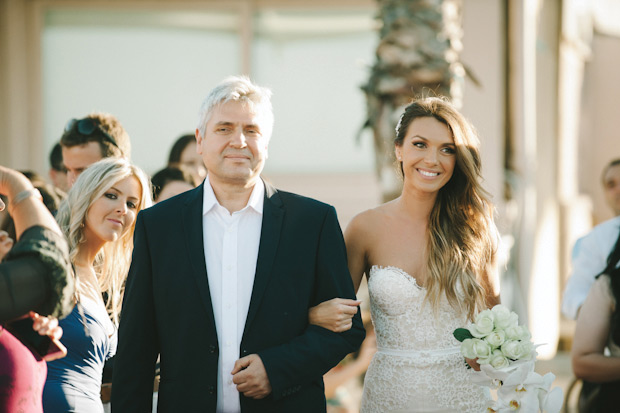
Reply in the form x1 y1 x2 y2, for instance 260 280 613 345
243 181 284 338
182 184 216 328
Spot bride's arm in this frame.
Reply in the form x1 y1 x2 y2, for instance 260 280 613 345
344 213 368 293
308 298 361 333
308 213 369 332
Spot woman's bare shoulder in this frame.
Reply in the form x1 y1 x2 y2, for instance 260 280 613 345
349 203 391 228
346 203 396 239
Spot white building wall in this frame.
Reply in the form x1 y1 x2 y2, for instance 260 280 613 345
579 34 620 225
43 9 241 176
42 8 377 177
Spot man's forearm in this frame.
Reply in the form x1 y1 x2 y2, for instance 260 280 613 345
258 318 365 400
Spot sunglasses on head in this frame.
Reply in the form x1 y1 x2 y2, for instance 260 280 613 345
64 118 119 150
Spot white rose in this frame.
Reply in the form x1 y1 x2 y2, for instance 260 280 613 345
485 330 506 348
489 349 510 369
461 339 477 359
491 305 519 330
471 310 495 337
472 338 492 359
518 341 535 360
505 325 531 341
501 340 534 360
503 325 519 340
500 340 520 359
519 325 532 341
468 324 486 338
477 355 492 365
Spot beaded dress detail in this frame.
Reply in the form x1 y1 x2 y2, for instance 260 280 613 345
361 266 488 413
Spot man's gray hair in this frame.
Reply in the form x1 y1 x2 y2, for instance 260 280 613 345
196 75 274 139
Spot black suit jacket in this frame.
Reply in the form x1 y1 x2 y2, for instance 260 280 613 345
112 181 365 412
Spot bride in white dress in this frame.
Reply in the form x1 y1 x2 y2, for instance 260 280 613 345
310 97 499 412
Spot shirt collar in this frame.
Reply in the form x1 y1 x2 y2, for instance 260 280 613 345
202 175 264 216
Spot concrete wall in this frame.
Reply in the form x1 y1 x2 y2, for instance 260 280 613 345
579 34 620 225
31 5 378 177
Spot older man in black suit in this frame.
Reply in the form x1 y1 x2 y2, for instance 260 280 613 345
112 76 364 412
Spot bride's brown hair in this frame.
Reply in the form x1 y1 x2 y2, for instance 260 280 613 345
395 97 497 320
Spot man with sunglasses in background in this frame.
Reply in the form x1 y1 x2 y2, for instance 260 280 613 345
60 113 131 186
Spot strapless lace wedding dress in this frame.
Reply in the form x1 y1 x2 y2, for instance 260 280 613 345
361 266 488 413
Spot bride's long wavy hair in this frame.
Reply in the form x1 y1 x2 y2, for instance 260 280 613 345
395 97 497 320
56 158 152 325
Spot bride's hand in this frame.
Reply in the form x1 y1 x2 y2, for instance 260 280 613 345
465 357 481 371
308 298 361 332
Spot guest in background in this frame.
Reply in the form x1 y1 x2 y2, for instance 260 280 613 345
49 143 70 193
0 230 11 261
0 171 65 257
151 166 197 203
18 171 64 216
59 113 133 406
603 159 620 217
60 113 131 186
0 165 74 412
563 158 620 320
572 230 620 411
167 133 207 183
43 158 151 412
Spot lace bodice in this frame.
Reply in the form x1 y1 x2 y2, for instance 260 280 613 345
361 266 488 413
369 265 467 353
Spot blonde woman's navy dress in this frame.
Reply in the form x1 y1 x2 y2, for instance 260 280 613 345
43 296 116 412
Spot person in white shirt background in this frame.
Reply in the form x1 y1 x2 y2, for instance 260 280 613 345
562 158 620 320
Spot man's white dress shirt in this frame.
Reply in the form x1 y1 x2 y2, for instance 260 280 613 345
562 215 620 319
202 176 264 413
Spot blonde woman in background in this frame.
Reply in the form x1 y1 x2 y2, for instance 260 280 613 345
42 158 152 412
310 97 499 412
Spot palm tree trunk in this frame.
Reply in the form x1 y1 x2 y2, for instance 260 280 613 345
362 0 465 201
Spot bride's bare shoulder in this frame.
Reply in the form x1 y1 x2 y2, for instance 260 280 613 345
346 201 397 236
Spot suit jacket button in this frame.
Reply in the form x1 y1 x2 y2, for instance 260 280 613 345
209 345 216 354
242 349 248 355
209 385 215 395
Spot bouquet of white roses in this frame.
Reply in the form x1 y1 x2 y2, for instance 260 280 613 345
453 304 563 413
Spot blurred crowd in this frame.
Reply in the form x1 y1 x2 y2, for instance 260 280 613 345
2 101 620 412
0 107 375 413
1 112 208 412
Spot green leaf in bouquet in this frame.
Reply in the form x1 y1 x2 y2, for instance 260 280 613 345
453 328 474 342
